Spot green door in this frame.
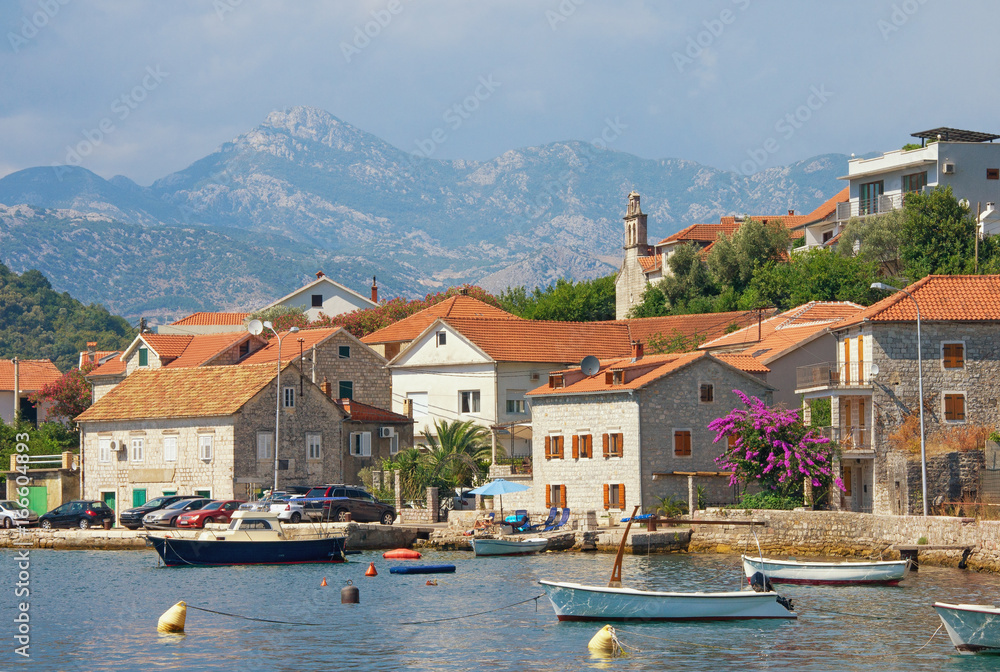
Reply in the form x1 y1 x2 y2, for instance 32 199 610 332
102 491 116 511
132 489 147 507
26 486 47 515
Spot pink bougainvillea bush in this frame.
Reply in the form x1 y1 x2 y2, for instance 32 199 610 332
709 389 844 500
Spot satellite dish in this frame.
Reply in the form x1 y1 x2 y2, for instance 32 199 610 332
869 363 880 378
959 199 970 209
581 356 600 377
247 319 264 336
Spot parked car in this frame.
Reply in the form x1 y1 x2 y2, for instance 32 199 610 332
441 490 477 513
238 491 306 523
39 500 115 529
119 495 200 530
0 500 38 528
143 498 212 528
175 500 245 528
302 484 396 525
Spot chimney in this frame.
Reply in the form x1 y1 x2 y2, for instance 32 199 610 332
787 209 794 216
320 376 332 398
371 275 378 303
316 271 325 279
631 341 643 361
12 358 19 419
87 341 97 364
403 398 413 418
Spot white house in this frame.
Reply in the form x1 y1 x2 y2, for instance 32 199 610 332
0 359 61 425
262 271 377 321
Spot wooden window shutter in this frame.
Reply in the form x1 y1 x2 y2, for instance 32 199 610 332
602 433 610 458
603 484 610 510
956 343 965 367
618 484 625 508
572 435 579 459
727 434 738 448
559 485 566 508
544 436 551 460
615 433 624 457
555 436 563 459
958 395 966 420
545 485 551 507
857 334 864 381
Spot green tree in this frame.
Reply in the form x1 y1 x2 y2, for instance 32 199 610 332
246 305 309 337
837 210 905 276
898 186 978 279
708 218 791 293
417 419 495 491
498 275 615 321
29 364 95 422
742 250 881 311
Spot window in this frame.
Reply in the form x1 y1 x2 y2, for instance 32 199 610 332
602 433 623 458
989 168 1000 180
901 171 927 193
437 331 447 346
700 383 714 403
283 387 295 408
257 432 273 460
138 347 148 367
460 390 481 414
842 466 853 497
335 380 353 400
338 345 351 359
162 490 177 497
506 390 526 414
674 430 692 457
238 341 250 358
573 434 592 459
163 436 177 462
544 436 565 460
604 483 625 510
350 432 372 457
99 438 111 463
407 392 428 417
307 433 322 460
390 433 399 455
198 435 213 461
822 230 834 243
545 484 567 508
311 293 323 307
858 180 884 215
130 437 144 462
944 394 966 422
943 342 965 369
194 489 211 498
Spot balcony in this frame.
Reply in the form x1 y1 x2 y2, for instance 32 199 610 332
796 361 876 392
816 425 872 451
835 193 905 221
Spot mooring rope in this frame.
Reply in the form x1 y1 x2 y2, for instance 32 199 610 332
805 605 899 620
915 624 943 652
397 594 545 625
614 628 746 652
186 604 325 626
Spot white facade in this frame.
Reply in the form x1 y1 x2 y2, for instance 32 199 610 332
265 276 376 321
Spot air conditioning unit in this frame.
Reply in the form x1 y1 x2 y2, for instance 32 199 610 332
108 440 119 451
942 162 956 175
379 427 395 438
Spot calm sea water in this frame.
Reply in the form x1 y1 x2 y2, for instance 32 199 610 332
1 545 999 671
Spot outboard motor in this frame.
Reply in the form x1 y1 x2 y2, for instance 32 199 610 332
749 571 774 593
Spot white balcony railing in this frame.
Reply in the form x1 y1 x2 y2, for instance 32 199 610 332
796 361 876 390
817 425 871 451
836 193 905 221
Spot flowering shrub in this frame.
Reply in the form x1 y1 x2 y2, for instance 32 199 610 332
709 390 843 498
29 363 95 422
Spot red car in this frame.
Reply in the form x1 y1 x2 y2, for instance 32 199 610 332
175 500 244 528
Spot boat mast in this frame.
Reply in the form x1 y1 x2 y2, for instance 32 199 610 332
608 505 640 588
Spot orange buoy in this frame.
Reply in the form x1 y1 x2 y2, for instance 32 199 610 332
365 562 378 577
382 548 422 560
321 577 328 587
425 579 437 586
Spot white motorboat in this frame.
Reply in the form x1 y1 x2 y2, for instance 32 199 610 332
742 555 907 585
472 536 548 557
933 602 1000 654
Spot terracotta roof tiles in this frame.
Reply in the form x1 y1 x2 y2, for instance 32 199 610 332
78 350 119 368
362 296 519 345
87 358 126 378
0 360 62 392
333 398 413 424
442 317 632 363
239 327 344 364
170 312 250 326
163 332 252 368
700 302 863 351
839 275 1000 328
141 334 194 359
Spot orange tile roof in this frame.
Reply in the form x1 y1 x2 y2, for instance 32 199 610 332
76 363 290 422
718 214 810 229
78 350 119 368
170 312 250 326
638 255 662 273
0 360 62 392
795 187 849 228
333 398 413 424
701 302 863 350
87 358 126 378
163 333 251 368
141 334 194 359
441 317 632 363
839 275 1000 328
362 296 520 345
714 352 771 373
656 223 740 247
239 327 343 364
527 351 769 396
626 310 771 348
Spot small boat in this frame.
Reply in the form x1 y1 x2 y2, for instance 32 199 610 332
933 602 1000 654
538 506 796 622
472 536 548 557
389 564 456 574
146 510 345 567
742 555 907 585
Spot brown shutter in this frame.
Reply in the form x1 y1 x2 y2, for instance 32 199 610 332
559 485 566 508
603 484 610 510
583 435 591 458
544 436 551 459
602 433 610 458
957 343 965 367
616 433 624 457
555 436 563 459
957 395 966 421
572 435 579 459
618 484 625 509
545 485 551 508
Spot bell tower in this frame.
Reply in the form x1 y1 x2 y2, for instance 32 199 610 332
623 191 648 249
615 191 652 319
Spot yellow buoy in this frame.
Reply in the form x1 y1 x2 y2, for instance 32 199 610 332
157 601 187 634
588 624 623 656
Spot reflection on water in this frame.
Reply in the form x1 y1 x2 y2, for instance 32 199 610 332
1 547 998 670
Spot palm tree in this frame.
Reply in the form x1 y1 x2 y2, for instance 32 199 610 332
417 419 495 491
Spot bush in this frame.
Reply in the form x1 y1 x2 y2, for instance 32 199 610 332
727 492 802 511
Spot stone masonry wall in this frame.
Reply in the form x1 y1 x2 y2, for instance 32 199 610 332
910 450 984 506
307 331 390 409
615 248 648 320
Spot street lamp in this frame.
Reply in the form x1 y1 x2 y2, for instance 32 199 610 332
263 321 299 495
871 282 927 516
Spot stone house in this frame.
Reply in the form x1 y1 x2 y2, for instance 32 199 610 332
76 362 347 517
521 349 773 518
796 275 1000 515
1 358 61 424
331 396 414 487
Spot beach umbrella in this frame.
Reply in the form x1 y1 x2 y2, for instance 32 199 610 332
468 478 530 520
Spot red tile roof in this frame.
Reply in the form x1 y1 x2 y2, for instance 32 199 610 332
795 187 849 227
162 333 252 368
638 255 662 273
239 327 344 364
141 334 194 359
87 358 126 378
657 222 741 247
626 310 771 348
78 350 119 368
0 360 62 392
701 302 863 351
440 317 633 363
333 398 413 424
714 352 771 373
362 296 520 345
839 275 1000 328
170 312 250 326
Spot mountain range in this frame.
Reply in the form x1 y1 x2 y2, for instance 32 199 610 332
0 106 850 323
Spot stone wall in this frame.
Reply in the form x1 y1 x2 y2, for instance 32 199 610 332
910 450 985 506
308 331 390 409
615 248 648 320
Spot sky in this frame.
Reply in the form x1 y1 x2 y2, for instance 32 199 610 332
1 0 997 186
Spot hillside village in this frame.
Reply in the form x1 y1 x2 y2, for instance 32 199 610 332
6 127 1000 526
